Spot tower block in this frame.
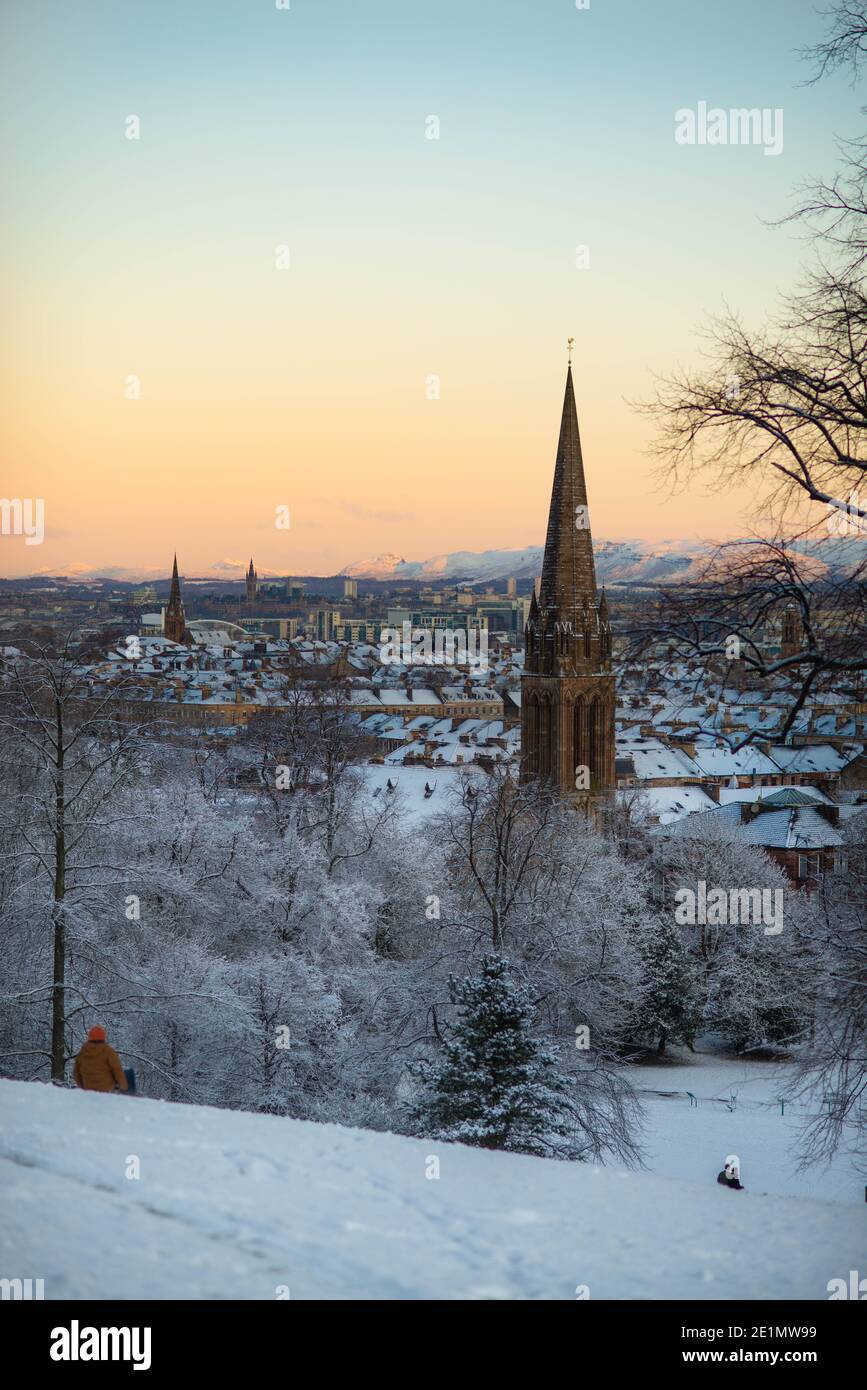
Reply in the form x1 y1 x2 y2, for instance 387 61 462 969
521 360 615 794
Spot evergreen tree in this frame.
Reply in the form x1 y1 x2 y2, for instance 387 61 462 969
634 916 701 1056
411 955 584 1158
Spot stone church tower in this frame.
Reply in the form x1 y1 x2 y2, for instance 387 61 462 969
163 553 189 645
780 603 802 660
246 558 258 605
521 361 615 793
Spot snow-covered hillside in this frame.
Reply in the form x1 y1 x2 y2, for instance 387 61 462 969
339 537 867 585
1 1079 863 1300
628 1052 865 1206
339 540 708 584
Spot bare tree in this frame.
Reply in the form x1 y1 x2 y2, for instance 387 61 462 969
780 136 867 276
642 289 866 527
635 1 867 731
436 768 572 952
800 0 867 85
628 2 866 1145
624 539 867 746
644 2 867 529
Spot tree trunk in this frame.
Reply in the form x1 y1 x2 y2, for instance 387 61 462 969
491 909 502 951
51 697 66 1080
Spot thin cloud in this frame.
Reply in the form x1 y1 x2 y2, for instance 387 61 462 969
334 501 416 523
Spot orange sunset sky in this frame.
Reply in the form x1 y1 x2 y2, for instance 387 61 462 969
1 0 858 580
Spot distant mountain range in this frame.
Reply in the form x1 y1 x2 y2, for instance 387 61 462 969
340 537 867 586
5 536 863 590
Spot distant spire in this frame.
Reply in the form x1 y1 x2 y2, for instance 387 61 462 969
165 553 186 643
169 553 181 600
538 362 598 621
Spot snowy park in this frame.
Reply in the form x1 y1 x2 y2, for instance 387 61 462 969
2 0 867 1332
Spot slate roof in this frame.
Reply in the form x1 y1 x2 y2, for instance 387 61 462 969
666 801 842 849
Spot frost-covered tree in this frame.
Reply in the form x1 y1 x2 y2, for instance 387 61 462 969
244 672 376 861
430 767 651 1056
789 810 867 1168
0 640 154 1079
654 814 812 1050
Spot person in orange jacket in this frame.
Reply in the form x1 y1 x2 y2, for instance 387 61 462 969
73 1026 128 1093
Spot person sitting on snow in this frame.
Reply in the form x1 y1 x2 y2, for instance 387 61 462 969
73 1026 128 1093
716 1154 744 1190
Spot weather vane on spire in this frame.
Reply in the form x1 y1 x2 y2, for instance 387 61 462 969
567 336 574 364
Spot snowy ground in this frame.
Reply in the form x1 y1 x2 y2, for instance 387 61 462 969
626 1051 864 1206
1 1077 864 1300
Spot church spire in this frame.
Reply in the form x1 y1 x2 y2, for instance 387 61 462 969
164 553 187 644
528 359 607 679
520 354 615 795
538 362 598 623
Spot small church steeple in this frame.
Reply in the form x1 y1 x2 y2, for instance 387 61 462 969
246 557 257 605
164 553 189 645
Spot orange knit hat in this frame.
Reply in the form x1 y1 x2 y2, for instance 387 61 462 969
88 1026 107 1042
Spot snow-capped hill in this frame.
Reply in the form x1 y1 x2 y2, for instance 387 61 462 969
340 536 866 585
594 539 709 584
1 1078 861 1300
340 552 408 579
340 540 713 584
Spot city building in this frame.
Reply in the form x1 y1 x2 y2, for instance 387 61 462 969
474 599 527 641
386 607 487 636
316 608 342 641
257 617 300 641
334 618 381 643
